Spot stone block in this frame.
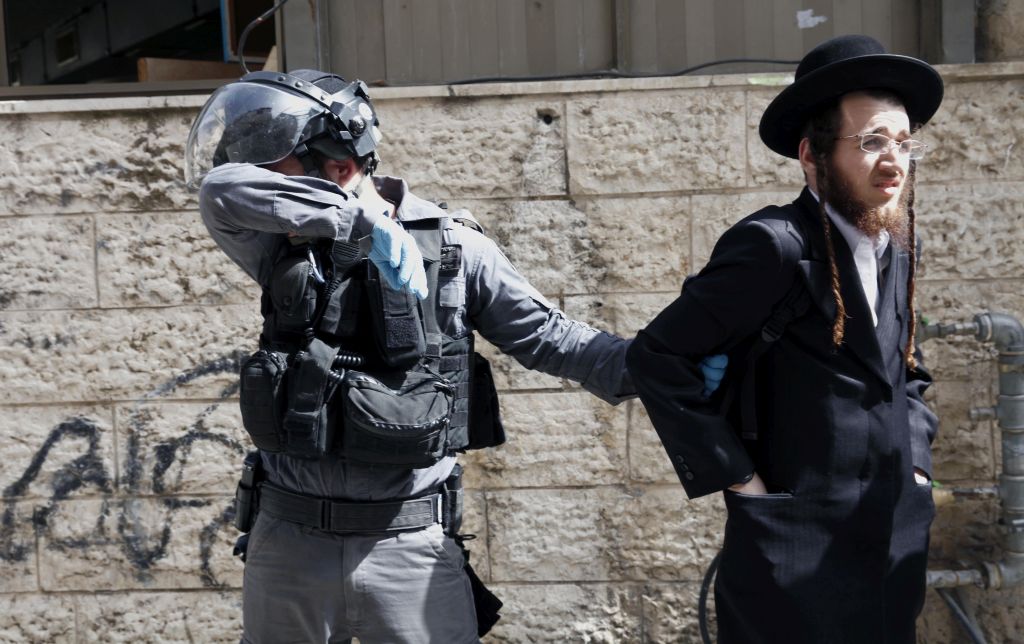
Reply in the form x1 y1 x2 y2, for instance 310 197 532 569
918 584 1024 644
574 196 691 293
474 333 566 392
76 590 243 643
0 405 114 500
0 109 197 216
487 487 724 582
38 496 240 591
930 380 997 482
929 495 1001 564
641 582 712 644
0 594 76 643
485 583 641 643
460 490 490 582
916 181 1024 281
920 78 1024 183
0 503 38 593
97 211 259 307
0 305 260 404
978 0 1024 62
567 90 747 195
0 216 96 310
461 391 628 490
746 89 804 189
378 97 566 199
454 196 691 296
915 280 1024 382
116 402 248 496
691 190 797 270
563 293 679 339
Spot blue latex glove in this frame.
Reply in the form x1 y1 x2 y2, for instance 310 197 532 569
368 216 428 300
700 354 728 397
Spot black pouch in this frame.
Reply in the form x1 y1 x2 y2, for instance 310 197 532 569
466 352 506 450
233 451 261 533
268 254 318 334
340 369 454 467
282 338 340 458
465 558 502 636
365 267 427 369
238 349 288 452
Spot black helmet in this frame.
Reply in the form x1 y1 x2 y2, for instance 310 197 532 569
185 69 381 188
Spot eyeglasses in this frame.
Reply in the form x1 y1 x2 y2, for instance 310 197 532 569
836 133 928 160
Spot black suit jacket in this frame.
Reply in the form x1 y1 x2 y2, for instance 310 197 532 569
626 188 938 643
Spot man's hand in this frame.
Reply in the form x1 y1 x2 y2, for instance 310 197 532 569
728 472 767 495
700 354 728 397
368 216 429 299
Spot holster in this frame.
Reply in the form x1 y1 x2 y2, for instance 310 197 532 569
232 451 263 562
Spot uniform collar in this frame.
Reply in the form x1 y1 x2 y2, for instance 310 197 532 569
372 175 446 222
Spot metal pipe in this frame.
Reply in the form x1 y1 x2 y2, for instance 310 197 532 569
935 588 988 644
926 568 986 588
925 312 1024 590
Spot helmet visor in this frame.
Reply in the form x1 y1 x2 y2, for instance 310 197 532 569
184 82 323 189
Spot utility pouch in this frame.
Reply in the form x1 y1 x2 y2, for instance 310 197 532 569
365 265 427 368
233 451 262 533
442 464 464 536
340 369 454 467
282 338 340 458
268 253 319 334
317 275 363 340
465 559 502 636
466 352 506 450
238 349 288 452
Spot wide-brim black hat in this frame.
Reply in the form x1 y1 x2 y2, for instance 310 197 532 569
759 34 944 159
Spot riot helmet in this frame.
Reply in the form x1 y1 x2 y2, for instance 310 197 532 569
185 69 382 189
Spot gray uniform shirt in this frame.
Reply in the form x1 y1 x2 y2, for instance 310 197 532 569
200 163 634 500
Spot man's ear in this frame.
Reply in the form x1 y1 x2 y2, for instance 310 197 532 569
797 138 818 189
323 157 360 188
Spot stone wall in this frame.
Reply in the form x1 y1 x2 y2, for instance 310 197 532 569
1 62 1023 642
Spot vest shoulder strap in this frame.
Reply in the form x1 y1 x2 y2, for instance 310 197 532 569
405 218 445 358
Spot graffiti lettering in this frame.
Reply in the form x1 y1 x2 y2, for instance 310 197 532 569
1 351 247 588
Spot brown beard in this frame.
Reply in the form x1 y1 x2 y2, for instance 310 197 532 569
823 158 912 250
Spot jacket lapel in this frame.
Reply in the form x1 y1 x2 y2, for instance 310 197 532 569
792 190 890 386
875 245 903 379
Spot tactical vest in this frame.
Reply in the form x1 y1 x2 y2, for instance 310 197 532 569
238 214 505 467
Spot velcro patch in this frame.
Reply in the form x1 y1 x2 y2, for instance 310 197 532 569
385 316 420 349
440 245 462 276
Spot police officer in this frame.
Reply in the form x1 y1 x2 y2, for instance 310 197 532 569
186 69 728 643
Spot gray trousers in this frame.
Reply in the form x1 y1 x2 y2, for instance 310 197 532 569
241 514 479 643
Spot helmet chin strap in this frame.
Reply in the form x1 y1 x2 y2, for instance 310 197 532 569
349 172 374 198
293 143 324 179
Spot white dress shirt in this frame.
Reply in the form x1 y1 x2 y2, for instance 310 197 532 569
809 190 890 327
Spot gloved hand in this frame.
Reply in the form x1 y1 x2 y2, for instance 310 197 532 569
700 354 728 397
368 216 429 300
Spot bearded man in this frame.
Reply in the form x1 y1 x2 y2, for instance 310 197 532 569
626 35 943 643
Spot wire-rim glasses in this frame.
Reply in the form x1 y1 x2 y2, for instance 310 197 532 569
836 133 928 160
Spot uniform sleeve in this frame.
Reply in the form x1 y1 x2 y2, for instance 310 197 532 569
198 163 380 284
625 219 798 498
464 234 634 405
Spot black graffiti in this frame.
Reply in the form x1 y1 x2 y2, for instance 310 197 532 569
0 351 248 588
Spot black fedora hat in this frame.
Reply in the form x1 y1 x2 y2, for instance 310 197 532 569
759 34 943 159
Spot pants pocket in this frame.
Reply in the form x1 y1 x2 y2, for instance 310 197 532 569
420 524 466 573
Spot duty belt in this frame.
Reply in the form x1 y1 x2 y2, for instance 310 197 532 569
258 482 444 533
